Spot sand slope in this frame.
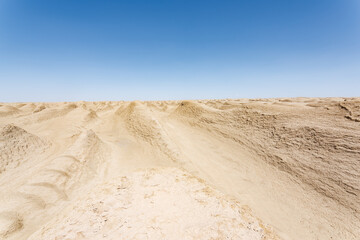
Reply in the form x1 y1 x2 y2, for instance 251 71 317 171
0 98 359 240
28 168 276 240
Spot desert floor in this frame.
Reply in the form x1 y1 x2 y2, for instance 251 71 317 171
0 98 359 239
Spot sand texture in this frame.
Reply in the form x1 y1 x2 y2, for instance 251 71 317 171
0 98 359 239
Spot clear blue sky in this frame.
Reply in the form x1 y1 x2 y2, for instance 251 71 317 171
0 0 359 101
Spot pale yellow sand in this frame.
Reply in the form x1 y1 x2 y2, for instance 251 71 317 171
0 98 359 239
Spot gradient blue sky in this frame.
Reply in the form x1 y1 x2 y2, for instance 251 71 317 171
0 0 359 101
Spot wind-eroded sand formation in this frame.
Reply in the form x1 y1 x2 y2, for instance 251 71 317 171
0 98 359 240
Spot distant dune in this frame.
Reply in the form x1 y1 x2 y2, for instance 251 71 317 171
0 98 359 239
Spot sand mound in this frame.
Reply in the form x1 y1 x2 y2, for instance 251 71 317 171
0 106 20 117
118 101 180 162
33 104 46 113
174 100 207 117
66 103 78 109
119 101 161 141
28 168 277 240
0 124 49 174
67 129 108 169
83 109 99 122
114 102 132 116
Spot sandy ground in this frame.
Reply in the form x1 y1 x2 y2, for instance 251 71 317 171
0 98 359 240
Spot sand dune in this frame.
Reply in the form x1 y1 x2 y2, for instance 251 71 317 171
0 98 359 239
